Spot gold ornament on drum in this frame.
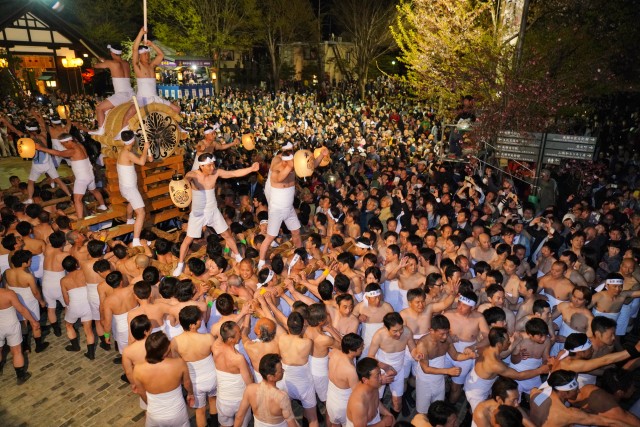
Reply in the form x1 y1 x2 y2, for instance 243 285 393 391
314 147 330 167
241 133 255 150
169 173 192 211
293 149 315 178
17 138 36 159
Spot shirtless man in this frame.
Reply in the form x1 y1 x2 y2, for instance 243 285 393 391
443 291 490 403
470 233 497 264
121 28 180 128
117 130 152 246
171 306 217 427
472 377 535 427
234 353 298 427
530 369 625 427
0 114 71 203
0 287 41 384
5 250 48 353
538 261 575 313
278 311 318 427
508 318 551 395
35 133 107 218
306 303 341 403
173 153 259 275
74 239 110 347
387 254 426 311
335 252 365 301
89 43 135 135
590 273 640 348
464 327 550 412
501 255 522 309
127 281 171 342
213 321 254 427
191 127 240 170
368 312 421 416
41 228 68 322
238 259 259 293
332 294 360 336
571 376 640 426
551 286 594 356
414 314 476 415
102 271 138 358
122 314 151 390
258 142 328 269
477 284 516 334
327 334 364 427
346 357 395 427
165 280 209 339
243 317 284 386
133 332 193 427
60 255 95 358
353 283 394 358
615 257 640 341
16 221 45 281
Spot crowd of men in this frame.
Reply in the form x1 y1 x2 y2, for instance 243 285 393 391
2 40 640 427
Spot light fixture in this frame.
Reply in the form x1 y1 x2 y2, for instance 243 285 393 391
17 138 36 159
61 57 83 68
56 105 68 119
0 58 7 68
241 133 255 150
191 65 197 71
83 53 88 58
211 72 217 80
169 173 192 211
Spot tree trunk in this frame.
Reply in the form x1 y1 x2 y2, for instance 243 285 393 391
270 48 280 91
213 48 221 94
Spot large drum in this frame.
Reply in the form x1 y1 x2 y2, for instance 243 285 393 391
91 102 184 161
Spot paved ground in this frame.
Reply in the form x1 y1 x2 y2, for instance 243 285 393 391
0 156 72 189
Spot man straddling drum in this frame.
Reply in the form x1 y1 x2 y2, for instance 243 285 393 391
258 142 328 269
117 130 152 247
173 153 259 276
89 43 135 136
35 133 107 219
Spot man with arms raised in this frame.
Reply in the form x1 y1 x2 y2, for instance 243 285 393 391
258 142 328 269
90 43 135 135
346 357 395 427
171 306 217 427
173 153 259 275
234 354 298 427
213 321 254 427
133 331 193 427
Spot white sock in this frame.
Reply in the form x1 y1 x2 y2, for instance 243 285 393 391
234 253 243 262
132 238 142 247
172 262 184 276
126 218 136 225
98 204 108 210
258 259 265 270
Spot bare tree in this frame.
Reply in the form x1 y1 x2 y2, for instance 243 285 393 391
257 0 318 90
332 0 396 98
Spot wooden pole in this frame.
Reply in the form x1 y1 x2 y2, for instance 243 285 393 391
131 95 152 158
143 0 148 43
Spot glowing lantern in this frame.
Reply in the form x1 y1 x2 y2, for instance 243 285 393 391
314 147 330 167
17 138 36 159
56 105 67 119
293 149 315 178
168 173 192 211
241 133 255 150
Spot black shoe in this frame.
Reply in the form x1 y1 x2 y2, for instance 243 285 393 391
51 322 62 337
99 340 111 351
84 343 96 360
121 373 130 383
113 356 122 364
65 337 80 352
15 366 31 385
35 337 49 353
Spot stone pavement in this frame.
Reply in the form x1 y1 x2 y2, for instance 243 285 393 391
0 156 72 188
0 324 154 427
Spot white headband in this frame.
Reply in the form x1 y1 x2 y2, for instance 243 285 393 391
566 339 592 354
138 47 150 54
257 270 275 289
107 45 122 55
259 219 268 225
281 154 293 161
122 134 136 145
458 295 476 307
533 379 578 406
356 241 372 250
281 142 293 151
26 126 39 132
50 119 62 125
328 210 340 223
288 253 301 275
199 157 215 166
365 290 381 298
204 129 214 135
59 136 73 143
606 278 624 285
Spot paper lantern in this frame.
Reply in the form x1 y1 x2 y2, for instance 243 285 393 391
314 147 331 167
56 105 67 120
17 138 36 159
293 149 315 178
241 133 255 150
168 173 192 211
